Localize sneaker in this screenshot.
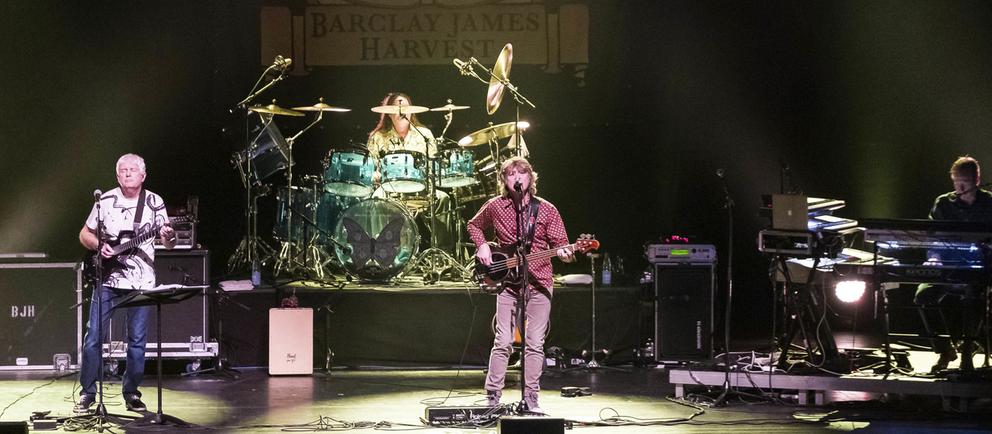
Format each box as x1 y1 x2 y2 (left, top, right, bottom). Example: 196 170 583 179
486 390 501 407
524 392 544 414
73 395 95 414
124 395 147 412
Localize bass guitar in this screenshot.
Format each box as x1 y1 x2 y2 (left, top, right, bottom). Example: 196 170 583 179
473 234 600 293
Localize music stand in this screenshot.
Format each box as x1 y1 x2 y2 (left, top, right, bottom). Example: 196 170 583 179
113 285 206 427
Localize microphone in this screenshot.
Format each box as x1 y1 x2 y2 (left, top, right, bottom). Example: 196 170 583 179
273 55 292 71
93 189 103 201
514 180 522 192
452 58 472 75
716 168 726 179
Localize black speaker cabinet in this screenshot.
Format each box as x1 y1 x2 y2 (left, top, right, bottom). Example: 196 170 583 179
654 263 715 361
107 250 210 351
0 262 81 370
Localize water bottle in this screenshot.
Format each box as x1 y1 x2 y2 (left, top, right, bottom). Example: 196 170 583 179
601 253 612 286
251 259 261 287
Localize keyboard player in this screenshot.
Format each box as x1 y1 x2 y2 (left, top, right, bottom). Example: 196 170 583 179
917 156 992 372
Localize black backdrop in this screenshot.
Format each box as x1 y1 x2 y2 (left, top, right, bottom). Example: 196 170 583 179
2 1 990 339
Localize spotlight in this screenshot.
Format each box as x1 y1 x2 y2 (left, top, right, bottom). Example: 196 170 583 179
834 280 866 303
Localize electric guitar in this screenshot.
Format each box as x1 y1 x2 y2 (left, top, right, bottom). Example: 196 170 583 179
88 216 192 274
473 234 600 293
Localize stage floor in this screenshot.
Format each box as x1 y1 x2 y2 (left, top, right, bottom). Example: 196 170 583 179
3 365 992 433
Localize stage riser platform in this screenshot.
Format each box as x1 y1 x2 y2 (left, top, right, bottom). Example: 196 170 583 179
670 369 992 410
218 285 648 367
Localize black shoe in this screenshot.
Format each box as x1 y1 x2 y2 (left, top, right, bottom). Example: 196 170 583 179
73 395 95 414
124 395 147 412
930 349 958 374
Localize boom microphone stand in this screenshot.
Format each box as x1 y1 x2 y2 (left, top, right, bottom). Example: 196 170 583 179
227 56 289 274
401 106 469 283
74 191 138 431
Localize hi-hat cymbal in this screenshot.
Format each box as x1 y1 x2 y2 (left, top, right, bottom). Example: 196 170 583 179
486 43 513 115
371 104 429 115
293 97 351 112
429 103 470 112
250 100 304 117
457 121 530 147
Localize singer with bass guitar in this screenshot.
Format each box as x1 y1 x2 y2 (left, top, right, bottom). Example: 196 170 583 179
74 153 176 414
467 156 575 414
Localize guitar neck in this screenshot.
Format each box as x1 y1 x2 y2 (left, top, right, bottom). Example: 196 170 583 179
112 224 160 254
503 243 577 269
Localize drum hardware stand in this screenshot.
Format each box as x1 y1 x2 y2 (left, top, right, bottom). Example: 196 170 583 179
273 110 326 277
285 200 350 284
227 184 275 274
400 107 468 283
227 58 289 275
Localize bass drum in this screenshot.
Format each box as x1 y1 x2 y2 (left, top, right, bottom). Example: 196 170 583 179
334 198 419 282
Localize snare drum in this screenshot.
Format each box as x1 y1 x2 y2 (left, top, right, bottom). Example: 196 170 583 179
334 198 419 281
438 149 478 188
323 149 375 197
380 151 427 194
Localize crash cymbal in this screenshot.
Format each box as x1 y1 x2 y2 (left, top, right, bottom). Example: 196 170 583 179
429 103 470 112
371 104 429 115
293 97 351 113
249 100 304 117
486 43 513 115
457 121 530 147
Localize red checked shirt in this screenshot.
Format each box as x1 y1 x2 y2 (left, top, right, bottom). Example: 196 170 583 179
467 195 570 291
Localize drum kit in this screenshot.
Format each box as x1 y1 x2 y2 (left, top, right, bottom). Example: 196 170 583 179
227 44 534 284
227 100 527 283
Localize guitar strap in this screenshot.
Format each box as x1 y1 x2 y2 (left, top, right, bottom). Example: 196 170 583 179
132 188 146 233
524 197 540 252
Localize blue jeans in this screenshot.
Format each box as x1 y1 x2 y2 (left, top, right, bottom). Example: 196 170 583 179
79 285 150 397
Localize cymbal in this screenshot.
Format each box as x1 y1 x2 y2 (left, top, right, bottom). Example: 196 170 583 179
457 121 530 147
371 104 429 115
486 43 513 115
293 97 350 113
429 103 470 112
250 100 304 117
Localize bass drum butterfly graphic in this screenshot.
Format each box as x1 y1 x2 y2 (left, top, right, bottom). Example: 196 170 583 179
333 198 420 282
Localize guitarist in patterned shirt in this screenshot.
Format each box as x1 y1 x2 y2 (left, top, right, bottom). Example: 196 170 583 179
74 153 176 414
467 156 574 414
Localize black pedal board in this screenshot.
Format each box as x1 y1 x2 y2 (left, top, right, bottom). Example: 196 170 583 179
424 405 501 426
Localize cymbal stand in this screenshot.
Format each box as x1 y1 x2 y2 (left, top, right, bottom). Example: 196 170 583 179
227 186 275 274
227 62 287 275
400 106 467 283
273 110 324 276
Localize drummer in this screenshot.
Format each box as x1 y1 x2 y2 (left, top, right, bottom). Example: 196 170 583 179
367 92 437 158
367 92 456 251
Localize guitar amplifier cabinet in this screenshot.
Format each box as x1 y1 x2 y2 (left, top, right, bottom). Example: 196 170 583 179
654 263 715 362
0 262 82 370
104 250 216 360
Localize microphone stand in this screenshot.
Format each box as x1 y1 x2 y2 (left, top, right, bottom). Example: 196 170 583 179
227 65 286 275
78 193 137 431
396 110 466 283
512 187 534 413
713 171 736 407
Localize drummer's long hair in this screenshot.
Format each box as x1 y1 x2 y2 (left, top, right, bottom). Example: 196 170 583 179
498 156 538 197
368 92 425 138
